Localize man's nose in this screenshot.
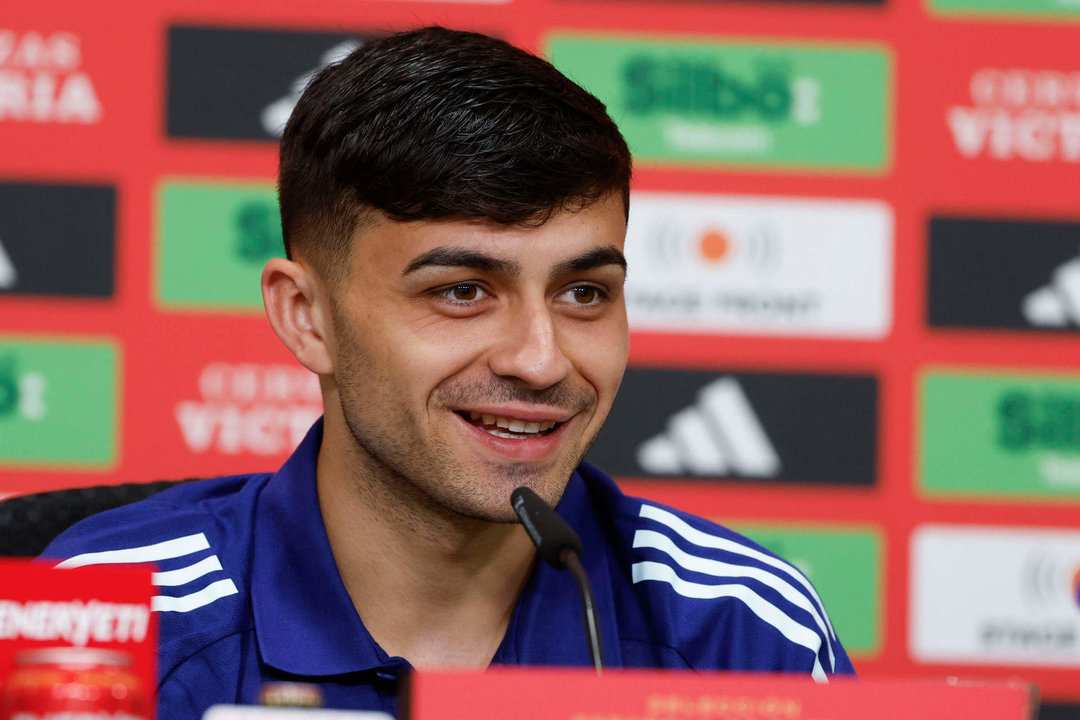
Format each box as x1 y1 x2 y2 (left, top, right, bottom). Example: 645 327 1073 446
487 303 573 390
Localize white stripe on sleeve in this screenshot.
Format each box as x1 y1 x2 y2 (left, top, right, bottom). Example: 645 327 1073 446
634 528 835 670
639 504 836 640
152 555 224 587
56 533 211 569
152 579 239 613
633 561 827 682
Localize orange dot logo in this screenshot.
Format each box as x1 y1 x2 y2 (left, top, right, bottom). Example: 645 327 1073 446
1072 566 1080 608
698 229 732 264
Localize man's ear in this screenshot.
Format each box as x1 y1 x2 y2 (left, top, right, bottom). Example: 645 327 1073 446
262 258 334 375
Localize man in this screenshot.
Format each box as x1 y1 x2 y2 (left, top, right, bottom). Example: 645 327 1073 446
43 27 853 719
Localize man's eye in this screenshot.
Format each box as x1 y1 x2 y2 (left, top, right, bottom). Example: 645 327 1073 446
439 284 487 303
559 285 606 306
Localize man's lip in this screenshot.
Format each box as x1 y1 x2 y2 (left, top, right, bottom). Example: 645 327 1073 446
451 405 577 424
451 411 571 462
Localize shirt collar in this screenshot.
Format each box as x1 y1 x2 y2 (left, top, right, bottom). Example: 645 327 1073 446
493 467 623 668
252 419 622 676
252 419 388 676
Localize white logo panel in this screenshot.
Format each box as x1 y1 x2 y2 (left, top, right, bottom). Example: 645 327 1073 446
911 525 1080 666
624 193 893 339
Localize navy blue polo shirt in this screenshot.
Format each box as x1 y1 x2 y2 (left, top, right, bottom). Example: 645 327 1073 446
43 420 854 719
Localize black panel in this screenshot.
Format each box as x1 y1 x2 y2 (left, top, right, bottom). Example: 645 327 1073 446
1038 702 1080 720
928 216 1080 333
0 181 115 298
166 25 374 140
587 367 878 486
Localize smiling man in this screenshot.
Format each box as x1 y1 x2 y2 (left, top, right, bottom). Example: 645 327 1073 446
42 27 853 719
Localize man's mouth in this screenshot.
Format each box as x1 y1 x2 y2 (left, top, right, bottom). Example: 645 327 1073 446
457 411 562 440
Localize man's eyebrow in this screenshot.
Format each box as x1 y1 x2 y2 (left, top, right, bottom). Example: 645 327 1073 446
550 246 628 280
402 247 520 276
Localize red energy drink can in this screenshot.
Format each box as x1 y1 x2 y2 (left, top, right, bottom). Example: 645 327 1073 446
1 647 146 720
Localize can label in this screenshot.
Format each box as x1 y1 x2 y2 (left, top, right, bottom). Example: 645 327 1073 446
2 649 146 720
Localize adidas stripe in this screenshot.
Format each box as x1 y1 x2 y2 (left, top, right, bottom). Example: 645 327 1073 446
632 528 836 670
56 533 211 568
633 503 838 679
639 504 835 639
54 532 238 614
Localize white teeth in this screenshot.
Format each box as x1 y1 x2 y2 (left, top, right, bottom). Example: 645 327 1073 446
484 428 527 440
464 411 558 435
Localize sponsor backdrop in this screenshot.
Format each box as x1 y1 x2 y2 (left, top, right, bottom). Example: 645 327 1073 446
0 0 1078 712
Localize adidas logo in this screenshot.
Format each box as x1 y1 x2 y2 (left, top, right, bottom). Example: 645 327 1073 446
1022 253 1080 327
56 533 238 613
0 235 15 289
261 40 362 137
636 377 781 477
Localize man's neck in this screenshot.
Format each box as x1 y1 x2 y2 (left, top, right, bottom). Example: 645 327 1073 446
315 422 538 669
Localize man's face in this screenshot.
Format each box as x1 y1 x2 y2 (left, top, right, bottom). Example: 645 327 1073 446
325 193 629 523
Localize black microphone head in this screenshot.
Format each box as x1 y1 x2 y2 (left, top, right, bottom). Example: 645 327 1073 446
511 486 584 570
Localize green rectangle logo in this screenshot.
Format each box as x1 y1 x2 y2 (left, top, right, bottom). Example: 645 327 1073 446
921 371 1080 500
0 337 118 467
728 523 882 655
156 180 284 311
930 0 1080 20
546 34 891 172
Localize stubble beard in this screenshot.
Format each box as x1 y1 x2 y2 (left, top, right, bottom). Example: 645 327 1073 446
332 325 602 530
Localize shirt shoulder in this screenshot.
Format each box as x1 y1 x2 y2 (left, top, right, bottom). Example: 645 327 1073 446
39 474 271 686
578 463 854 679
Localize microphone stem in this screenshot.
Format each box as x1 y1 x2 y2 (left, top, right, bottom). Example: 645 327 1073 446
561 549 604 675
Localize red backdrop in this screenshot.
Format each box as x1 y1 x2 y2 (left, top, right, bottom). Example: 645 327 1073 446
2 0 1078 712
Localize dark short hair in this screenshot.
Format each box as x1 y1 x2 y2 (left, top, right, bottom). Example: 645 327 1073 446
278 26 632 279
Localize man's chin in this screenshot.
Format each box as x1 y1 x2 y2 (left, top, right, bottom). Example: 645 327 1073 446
459 465 574 520
501 471 572 513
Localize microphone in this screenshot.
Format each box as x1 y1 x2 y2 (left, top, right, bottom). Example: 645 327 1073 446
511 487 604 674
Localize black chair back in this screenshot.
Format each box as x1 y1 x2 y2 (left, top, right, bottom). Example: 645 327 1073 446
0 480 193 557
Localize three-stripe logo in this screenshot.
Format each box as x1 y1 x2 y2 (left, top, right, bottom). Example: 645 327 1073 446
0 236 15 289
1023 253 1080 328
260 40 362 137
636 377 781 477
56 533 239 613
631 503 836 682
